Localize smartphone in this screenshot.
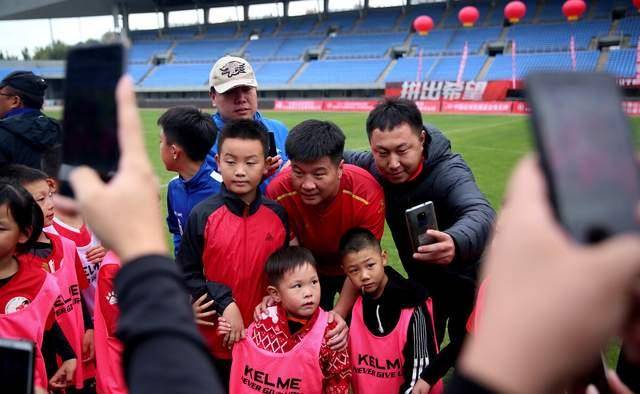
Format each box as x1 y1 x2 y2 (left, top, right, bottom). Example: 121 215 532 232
59 43 126 196
405 201 439 252
0 338 35 394
527 72 640 244
268 131 277 157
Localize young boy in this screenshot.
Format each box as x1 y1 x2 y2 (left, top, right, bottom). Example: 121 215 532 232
340 228 443 394
177 119 289 384
158 106 221 255
227 246 350 393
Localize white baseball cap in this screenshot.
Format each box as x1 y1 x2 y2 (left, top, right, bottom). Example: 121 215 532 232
209 56 258 93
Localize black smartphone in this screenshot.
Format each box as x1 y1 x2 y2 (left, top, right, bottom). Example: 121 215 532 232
59 43 126 196
0 338 35 394
268 131 277 158
527 72 640 244
405 201 439 252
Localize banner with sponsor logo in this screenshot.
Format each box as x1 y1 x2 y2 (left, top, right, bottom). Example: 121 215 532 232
385 81 489 101
441 100 513 113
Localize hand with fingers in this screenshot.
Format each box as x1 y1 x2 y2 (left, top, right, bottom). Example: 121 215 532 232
253 294 275 321
86 245 107 265
325 311 349 351
192 293 217 327
221 302 245 349
412 230 455 264
49 358 76 389
83 329 95 362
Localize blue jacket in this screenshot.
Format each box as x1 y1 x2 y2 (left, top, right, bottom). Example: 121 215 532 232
206 111 288 188
167 161 222 255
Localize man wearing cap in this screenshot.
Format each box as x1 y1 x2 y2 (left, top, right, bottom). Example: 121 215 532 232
206 56 288 183
0 71 61 172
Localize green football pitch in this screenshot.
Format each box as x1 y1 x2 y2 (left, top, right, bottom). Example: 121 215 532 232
49 109 640 366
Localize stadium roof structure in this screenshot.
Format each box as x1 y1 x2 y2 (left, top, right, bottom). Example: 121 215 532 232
0 0 292 20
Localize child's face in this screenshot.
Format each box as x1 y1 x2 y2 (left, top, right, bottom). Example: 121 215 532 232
159 130 177 172
23 180 54 227
342 247 388 298
270 262 321 319
216 138 267 200
0 203 28 259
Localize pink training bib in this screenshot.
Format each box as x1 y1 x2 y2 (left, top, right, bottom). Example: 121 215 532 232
94 252 127 394
51 236 86 388
229 307 328 394
0 272 59 390
350 297 443 394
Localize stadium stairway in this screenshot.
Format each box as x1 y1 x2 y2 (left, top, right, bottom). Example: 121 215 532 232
288 62 308 84
596 48 610 72
377 59 397 83
477 57 494 81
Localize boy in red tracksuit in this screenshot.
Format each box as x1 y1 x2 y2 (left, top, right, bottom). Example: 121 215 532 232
177 119 289 387
225 246 350 394
340 228 444 394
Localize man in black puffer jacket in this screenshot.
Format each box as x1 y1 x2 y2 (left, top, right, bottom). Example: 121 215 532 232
0 71 61 173
344 98 495 374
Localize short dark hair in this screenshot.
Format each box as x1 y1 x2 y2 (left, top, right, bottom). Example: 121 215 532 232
218 119 270 158
3 85 44 110
339 227 381 257
0 164 49 186
158 106 217 162
366 98 423 140
265 246 317 286
285 120 345 165
0 181 44 252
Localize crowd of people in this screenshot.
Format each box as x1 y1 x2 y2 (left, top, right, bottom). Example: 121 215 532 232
0 55 638 394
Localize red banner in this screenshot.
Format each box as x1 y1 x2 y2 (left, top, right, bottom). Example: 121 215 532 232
441 100 513 113
512 101 530 114
415 100 441 112
323 100 378 112
274 100 323 111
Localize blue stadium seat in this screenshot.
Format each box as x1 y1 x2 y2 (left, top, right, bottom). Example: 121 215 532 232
0 66 64 79
140 63 211 87
356 7 402 32
536 0 567 22
294 59 389 84
278 15 318 35
312 11 359 34
606 48 637 77
429 55 487 80
592 0 627 19
448 27 502 53
254 61 302 85
244 38 285 60
618 17 640 46
163 25 200 39
129 41 172 63
325 32 407 58
244 18 280 36
507 21 610 52
203 23 238 38
130 29 160 40
171 39 245 63
409 30 455 55
384 56 438 82
275 36 323 58
482 50 600 80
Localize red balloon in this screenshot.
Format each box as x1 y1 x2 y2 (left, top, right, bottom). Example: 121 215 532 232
413 15 434 36
504 1 527 23
634 0 640 11
458 6 480 27
562 0 587 22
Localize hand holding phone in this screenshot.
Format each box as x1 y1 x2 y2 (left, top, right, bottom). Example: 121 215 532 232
405 201 439 252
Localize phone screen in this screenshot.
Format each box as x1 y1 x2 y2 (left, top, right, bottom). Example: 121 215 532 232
268 132 277 157
62 43 124 177
528 72 640 243
0 340 34 394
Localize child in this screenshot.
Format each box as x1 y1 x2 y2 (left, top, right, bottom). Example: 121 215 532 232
227 246 351 393
340 228 443 394
0 181 76 391
0 165 94 390
93 251 127 394
158 106 220 256
177 119 289 384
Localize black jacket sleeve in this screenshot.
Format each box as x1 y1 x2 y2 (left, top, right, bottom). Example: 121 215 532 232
177 206 233 313
81 294 93 330
49 322 76 361
432 155 495 271
445 371 496 394
343 149 375 169
115 255 223 394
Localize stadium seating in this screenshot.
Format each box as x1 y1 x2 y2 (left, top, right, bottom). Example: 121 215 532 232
129 41 172 63
129 29 159 40
278 15 318 35
384 56 439 82
356 7 402 32
429 55 487 81
507 21 610 52
592 0 629 19
536 0 567 23
171 39 245 62
606 48 637 77
244 18 280 36
275 36 323 58
128 64 152 84
409 30 455 55
618 17 640 46
294 59 389 84
203 23 238 38
140 63 211 87
312 11 359 34
244 37 284 60
325 32 407 59
163 25 199 39
254 61 301 85
482 50 600 80
448 27 502 53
